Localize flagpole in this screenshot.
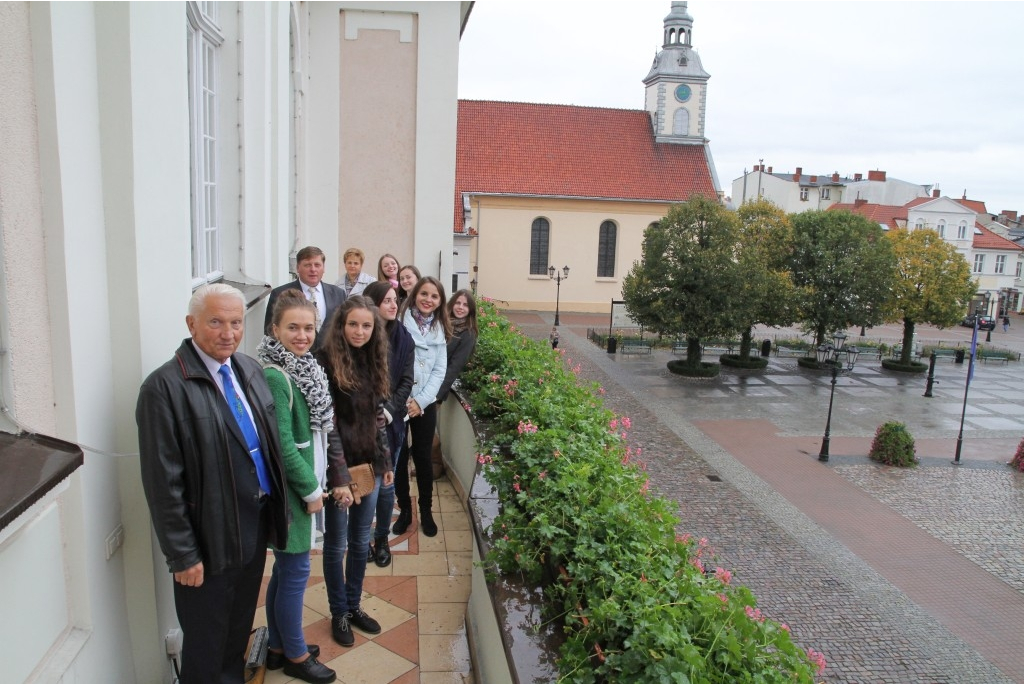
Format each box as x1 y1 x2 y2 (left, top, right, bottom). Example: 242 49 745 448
953 316 980 465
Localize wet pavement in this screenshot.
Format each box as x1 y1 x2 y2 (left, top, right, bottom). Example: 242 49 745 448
506 311 1024 684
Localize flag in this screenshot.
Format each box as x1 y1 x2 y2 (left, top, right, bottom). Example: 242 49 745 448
968 316 979 384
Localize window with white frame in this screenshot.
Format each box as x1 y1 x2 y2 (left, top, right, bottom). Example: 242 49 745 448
914 219 924 230
799 187 808 201
974 253 985 273
996 254 1007 274
187 2 224 287
937 220 946 238
820 187 830 200
958 221 968 239
1017 260 1022 278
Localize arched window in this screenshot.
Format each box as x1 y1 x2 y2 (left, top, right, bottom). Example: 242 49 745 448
529 218 550 275
673 108 689 135
958 221 968 239
597 221 617 277
937 220 946 238
914 219 924 230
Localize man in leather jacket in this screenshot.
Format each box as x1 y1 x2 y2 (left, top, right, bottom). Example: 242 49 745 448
137 283 288 683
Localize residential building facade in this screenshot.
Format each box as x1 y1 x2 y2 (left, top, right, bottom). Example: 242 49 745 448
0 2 468 681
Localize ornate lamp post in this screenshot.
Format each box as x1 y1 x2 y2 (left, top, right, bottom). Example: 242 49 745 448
548 264 569 326
815 332 860 462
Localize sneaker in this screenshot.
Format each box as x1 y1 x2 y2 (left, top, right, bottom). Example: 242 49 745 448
347 607 381 634
282 654 336 684
331 613 354 647
266 644 320 670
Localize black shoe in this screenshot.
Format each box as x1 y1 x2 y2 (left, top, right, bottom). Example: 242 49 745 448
347 607 381 634
266 644 320 670
392 508 412 535
374 536 392 567
331 613 354 647
421 509 438 537
282 654 336 684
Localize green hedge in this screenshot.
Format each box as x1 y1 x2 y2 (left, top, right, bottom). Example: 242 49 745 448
459 300 821 683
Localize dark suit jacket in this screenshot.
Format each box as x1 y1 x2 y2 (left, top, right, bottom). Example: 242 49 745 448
264 279 346 350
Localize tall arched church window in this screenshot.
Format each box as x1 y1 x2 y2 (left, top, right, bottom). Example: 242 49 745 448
530 218 550 275
673 108 689 135
597 221 617 277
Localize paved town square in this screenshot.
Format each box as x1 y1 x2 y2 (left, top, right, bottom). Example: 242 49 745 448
508 310 1024 684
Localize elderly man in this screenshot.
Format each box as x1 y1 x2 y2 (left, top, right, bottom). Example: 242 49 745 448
264 246 346 349
137 283 288 683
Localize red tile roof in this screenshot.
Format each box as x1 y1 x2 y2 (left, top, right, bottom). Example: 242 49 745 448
973 223 1023 251
454 100 717 232
829 202 907 229
904 196 990 215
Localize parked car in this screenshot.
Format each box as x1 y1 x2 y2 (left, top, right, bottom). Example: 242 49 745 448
960 314 996 331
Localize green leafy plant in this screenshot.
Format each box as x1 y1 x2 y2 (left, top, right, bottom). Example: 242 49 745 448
461 298 822 684
868 421 918 467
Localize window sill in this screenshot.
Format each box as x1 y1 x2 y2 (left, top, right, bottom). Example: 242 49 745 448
0 431 84 533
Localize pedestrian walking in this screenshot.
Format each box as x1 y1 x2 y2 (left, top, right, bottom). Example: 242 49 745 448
1003 315 1010 332
550 327 559 349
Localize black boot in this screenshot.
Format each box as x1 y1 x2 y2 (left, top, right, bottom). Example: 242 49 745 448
392 508 412 535
374 535 392 567
420 507 438 537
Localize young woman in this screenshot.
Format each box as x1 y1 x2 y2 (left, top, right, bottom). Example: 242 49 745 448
363 281 415 566
397 264 421 308
335 247 376 297
436 289 478 404
394 277 450 537
317 297 395 647
257 289 337 684
377 254 401 290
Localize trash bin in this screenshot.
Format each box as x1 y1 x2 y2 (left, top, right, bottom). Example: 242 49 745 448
760 339 772 357
955 348 965 364
607 337 618 354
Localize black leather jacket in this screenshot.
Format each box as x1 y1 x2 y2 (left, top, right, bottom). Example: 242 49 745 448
136 340 288 575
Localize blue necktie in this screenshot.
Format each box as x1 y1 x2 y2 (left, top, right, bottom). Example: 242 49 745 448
218 364 272 495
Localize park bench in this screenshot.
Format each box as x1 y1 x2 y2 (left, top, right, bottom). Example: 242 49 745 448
981 350 1011 364
774 346 808 358
621 340 653 355
930 348 959 362
702 339 738 355
671 341 687 355
890 346 922 361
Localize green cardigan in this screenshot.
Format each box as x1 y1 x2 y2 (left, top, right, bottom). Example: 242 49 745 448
264 367 322 554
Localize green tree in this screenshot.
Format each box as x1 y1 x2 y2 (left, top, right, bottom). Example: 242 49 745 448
733 199 798 359
883 228 976 365
622 196 741 368
789 210 895 346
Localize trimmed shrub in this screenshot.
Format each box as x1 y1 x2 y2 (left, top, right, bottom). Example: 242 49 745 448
880 359 928 373
868 421 918 467
667 359 720 377
720 353 769 369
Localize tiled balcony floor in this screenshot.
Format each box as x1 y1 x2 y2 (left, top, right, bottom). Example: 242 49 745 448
252 477 473 684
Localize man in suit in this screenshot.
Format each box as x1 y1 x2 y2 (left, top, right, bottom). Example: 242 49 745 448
264 246 346 349
137 283 289 683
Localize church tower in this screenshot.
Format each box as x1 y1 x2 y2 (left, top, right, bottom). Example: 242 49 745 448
644 2 710 145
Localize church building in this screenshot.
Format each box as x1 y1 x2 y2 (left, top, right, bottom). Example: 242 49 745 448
454 2 721 313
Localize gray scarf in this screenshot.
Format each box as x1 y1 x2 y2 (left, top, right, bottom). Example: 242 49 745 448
257 336 334 433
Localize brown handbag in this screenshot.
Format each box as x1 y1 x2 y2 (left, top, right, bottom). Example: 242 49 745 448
347 463 375 500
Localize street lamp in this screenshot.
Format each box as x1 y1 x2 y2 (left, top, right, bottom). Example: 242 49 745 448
548 264 569 326
815 331 860 462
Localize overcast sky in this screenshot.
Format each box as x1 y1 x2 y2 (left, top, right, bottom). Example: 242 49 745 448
458 1 1024 216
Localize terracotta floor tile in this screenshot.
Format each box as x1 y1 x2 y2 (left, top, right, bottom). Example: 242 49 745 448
389 665 420 684
373 576 419 614
361 575 408 595
375 616 420 663
326 640 415 684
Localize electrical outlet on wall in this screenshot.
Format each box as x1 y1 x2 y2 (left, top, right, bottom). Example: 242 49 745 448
104 523 125 560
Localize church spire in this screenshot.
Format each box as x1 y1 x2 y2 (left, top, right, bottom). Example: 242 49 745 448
644 1 710 145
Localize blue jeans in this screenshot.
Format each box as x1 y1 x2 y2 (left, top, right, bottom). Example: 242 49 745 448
323 474 381 617
265 550 311 659
374 443 402 538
